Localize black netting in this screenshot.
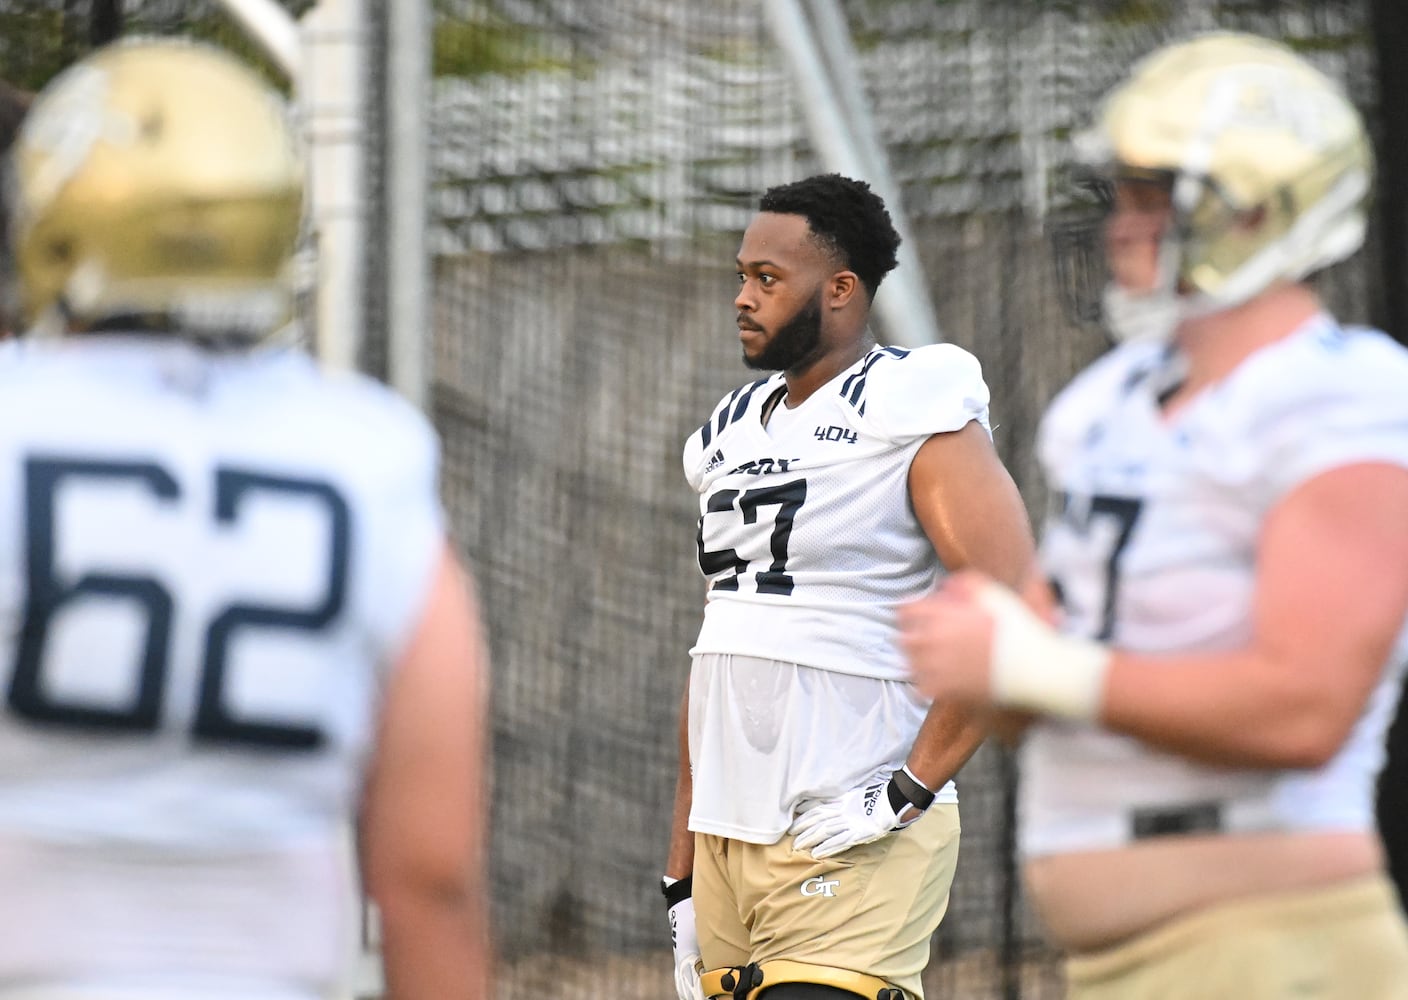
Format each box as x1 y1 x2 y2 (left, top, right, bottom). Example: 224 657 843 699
0 2 1398 999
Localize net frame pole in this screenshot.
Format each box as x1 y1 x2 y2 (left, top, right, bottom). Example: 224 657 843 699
764 0 941 348
210 0 299 77
211 0 368 374
299 0 367 371
807 0 940 347
386 0 431 409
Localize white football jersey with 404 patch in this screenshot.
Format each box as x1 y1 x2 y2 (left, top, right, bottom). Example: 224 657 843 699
685 343 991 682
0 338 444 998
683 343 990 843
1020 315 1408 858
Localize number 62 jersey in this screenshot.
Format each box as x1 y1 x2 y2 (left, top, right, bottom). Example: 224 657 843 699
684 343 991 683
0 338 445 998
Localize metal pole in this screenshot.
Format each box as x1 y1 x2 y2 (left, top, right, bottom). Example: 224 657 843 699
807 1 889 186
211 0 366 372
764 0 942 347
386 0 431 409
212 0 300 78
300 0 367 371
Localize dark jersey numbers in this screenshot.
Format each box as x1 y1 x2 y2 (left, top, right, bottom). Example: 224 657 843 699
1049 491 1143 641
10 456 350 750
696 478 807 596
814 425 857 444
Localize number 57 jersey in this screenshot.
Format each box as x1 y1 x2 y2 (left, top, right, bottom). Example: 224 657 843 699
0 338 445 998
684 343 991 682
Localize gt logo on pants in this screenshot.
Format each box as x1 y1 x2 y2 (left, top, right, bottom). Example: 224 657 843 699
800 875 840 898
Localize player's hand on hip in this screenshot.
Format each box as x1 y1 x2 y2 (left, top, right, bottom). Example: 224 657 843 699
788 767 934 860
664 877 705 1000
899 570 999 704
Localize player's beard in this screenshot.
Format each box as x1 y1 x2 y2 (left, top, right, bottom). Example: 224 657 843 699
743 289 825 374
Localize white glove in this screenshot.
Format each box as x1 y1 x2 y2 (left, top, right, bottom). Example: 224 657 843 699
664 876 704 1000
788 767 934 860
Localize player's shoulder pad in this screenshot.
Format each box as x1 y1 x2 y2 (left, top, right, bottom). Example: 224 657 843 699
0 336 56 376
0 339 110 418
858 343 991 443
1229 320 1408 436
683 374 780 489
0 339 37 423
282 357 441 482
1038 339 1163 469
0 337 31 386
1203 321 1408 499
348 369 440 468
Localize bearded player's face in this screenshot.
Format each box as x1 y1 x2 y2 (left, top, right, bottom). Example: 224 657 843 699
734 212 831 376
742 289 824 373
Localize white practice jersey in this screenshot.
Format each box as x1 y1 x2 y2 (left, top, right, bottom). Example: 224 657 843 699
1021 315 1408 858
684 344 989 842
0 337 444 998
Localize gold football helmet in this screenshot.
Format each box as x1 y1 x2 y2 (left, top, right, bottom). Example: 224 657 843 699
8 38 304 341
1076 32 1372 341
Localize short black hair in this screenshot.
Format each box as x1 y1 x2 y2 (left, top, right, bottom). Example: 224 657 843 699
758 173 901 299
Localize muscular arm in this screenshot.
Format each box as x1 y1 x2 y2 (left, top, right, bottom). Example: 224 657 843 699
665 685 695 881
360 543 494 1000
1100 463 1408 768
905 422 1037 787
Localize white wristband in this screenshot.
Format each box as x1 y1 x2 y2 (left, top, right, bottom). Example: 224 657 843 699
975 581 1111 721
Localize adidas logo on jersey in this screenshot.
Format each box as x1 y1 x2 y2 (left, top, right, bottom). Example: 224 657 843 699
704 449 725 472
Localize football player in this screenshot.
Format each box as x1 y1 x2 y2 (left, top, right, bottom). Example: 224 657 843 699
901 32 1408 999
664 173 1035 1000
0 39 491 999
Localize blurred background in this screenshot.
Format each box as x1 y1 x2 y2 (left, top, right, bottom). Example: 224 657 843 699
1 1 1405 998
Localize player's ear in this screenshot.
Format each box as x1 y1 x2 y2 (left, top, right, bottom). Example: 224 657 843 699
827 270 860 310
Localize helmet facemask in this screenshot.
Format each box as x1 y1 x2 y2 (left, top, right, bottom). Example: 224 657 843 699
1074 32 1373 345
1092 169 1190 345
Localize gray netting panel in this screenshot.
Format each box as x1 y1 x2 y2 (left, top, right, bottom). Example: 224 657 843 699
427 3 1384 1000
